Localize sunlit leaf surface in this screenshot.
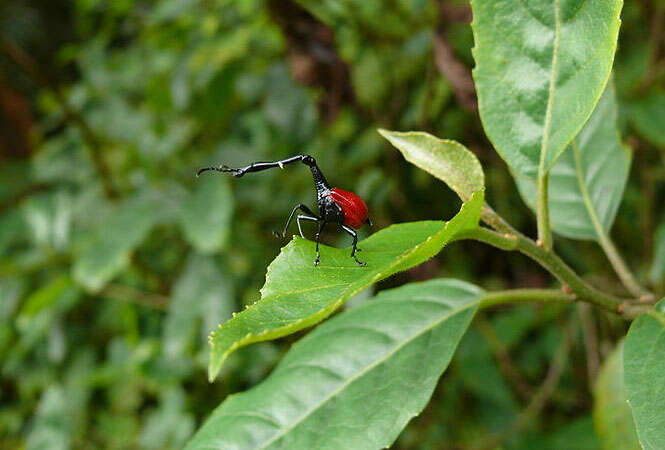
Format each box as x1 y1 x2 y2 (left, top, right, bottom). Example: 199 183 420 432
188 279 481 450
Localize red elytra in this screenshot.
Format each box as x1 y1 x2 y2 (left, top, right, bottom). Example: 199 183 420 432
329 188 369 229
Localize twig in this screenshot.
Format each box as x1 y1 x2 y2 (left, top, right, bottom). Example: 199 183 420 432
476 317 576 450
571 140 650 298
432 31 477 111
475 315 532 401
438 2 472 23
577 303 599 388
454 227 630 316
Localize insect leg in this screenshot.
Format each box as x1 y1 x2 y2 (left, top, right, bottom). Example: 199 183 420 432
314 220 326 266
296 215 318 239
197 155 309 178
273 204 318 239
341 224 366 266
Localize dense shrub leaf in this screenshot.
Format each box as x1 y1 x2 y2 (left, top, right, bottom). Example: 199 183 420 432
593 342 640 450
188 279 482 450
628 89 665 148
624 299 665 450
515 84 630 239
378 129 484 202
164 254 234 358
72 193 163 292
207 190 484 380
471 0 622 177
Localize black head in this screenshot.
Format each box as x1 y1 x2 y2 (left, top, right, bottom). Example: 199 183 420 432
301 155 316 167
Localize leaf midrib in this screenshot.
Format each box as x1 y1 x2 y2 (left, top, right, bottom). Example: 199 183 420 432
256 299 480 450
538 0 562 175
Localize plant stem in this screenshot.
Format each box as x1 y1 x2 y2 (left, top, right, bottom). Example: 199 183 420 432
477 317 576 450
480 204 519 236
537 172 552 249
455 227 625 315
571 141 649 298
479 288 573 310
475 316 533 401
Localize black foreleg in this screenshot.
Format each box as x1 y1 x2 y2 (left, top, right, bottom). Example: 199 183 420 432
273 204 318 239
197 155 310 178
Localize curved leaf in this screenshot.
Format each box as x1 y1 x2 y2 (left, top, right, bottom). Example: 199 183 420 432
471 0 622 177
207 190 484 380
188 279 482 450
624 299 665 450
515 84 631 239
378 129 484 201
593 342 640 450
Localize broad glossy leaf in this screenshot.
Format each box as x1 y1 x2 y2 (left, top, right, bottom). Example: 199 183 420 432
188 279 482 450
624 299 665 450
72 193 162 292
593 342 640 450
471 0 622 177
629 89 665 148
378 129 484 201
180 175 233 254
515 84 631 239
208 190 484 380
164 254 234 357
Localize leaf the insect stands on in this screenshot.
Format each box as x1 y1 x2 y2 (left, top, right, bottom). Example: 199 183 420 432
207 190 484 381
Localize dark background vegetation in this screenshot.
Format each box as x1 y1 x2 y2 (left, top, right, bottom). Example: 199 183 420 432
1 0 663 448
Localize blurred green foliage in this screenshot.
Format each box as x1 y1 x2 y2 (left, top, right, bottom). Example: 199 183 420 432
1 0 664 448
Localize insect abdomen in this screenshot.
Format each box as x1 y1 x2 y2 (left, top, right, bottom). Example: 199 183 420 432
329 188 369 229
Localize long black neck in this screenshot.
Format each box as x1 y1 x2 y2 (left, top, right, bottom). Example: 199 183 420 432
309 164 331 198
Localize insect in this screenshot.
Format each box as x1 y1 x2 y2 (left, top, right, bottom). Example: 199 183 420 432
197 155 372 266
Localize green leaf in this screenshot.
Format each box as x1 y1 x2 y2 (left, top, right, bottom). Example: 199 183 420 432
164 254 234 358
187 279 482 450
180 175 233 254
139 386 195 449
629 89 665 148
514 84 631 239
26 386 71 450
624 299 665 450
207 190 484 380
471 0 622 177
517 416 601 450
72 193 161 292
593 342 641 450
378 129 484 201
